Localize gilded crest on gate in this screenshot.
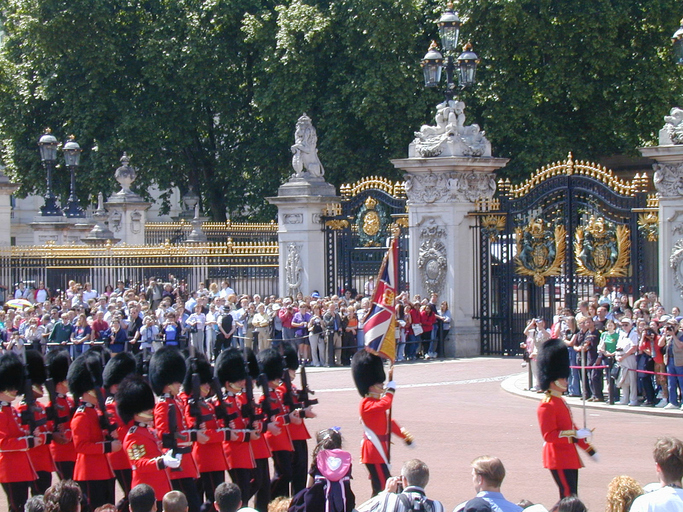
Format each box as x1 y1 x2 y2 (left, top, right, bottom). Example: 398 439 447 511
514 219 566 286
355 196 389 247
574 216 630 288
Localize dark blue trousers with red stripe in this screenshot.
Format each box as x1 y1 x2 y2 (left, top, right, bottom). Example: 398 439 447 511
550 469 578 499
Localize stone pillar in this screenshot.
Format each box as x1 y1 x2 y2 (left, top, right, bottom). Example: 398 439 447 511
104 153 150 245
640 143 683 310
0 170 20 246
268 113 339 298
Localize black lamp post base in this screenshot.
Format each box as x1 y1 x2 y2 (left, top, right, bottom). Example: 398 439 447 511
40 198 63 217
63 201 85 218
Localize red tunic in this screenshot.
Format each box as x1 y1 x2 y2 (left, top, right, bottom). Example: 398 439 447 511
124 423 172 500
221 392 255 469
16 400 55 473
71 402 115 481
153 395 199 480
0 401 37 483
260 387 293 453
250 400 271 461
105 396 132 471
48 393 76 463
183 395 228 473
537 390 596 470
359 391 405 465
276 382 311 442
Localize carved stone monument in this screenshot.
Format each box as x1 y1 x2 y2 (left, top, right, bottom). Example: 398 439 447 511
393 100 508 357
268 114 339 297
104 153 151 246
0 169 19 246
81 192 120 245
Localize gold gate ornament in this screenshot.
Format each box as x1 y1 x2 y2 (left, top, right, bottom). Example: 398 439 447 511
574 216 630 288
514 219 566 286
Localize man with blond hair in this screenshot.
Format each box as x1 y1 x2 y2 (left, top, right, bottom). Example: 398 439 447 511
630 437 683 511
454 456 522 512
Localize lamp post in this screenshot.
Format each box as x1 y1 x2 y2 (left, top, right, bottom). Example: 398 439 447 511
62 135 85 218
421 2 479 103
673 19 683 65
38 129 62 217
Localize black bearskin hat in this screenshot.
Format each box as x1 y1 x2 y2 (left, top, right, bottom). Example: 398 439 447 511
45 349 71 383
258 348 283 381
25 350 47 386
351 350 385 397
67 352 104 398
149 347 186 396
0 352 24 393
215 348 246 384
183 354 213 392
103 352 137 389
116 375 156 425
245 348 260 380
537 338 570 391
282 344 299 371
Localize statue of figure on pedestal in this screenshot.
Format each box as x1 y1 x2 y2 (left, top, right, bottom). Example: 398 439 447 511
291 113 325 178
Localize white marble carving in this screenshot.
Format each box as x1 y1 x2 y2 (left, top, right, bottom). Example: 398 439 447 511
130 211 142 234
285 243 303 297
312 213 322 224
291 113 325 178
409 100 492 158
114 153 137 194
660 107 683 145
283 213 303 224
405 171 496 204
417 217 447 294
110 211 122 232
670 239 683 299
653 163 683 197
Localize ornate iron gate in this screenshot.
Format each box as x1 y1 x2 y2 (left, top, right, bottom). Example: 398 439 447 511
322 177 408 296
475 153 659 355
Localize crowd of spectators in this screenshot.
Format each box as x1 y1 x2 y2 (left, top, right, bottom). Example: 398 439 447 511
521 286 683 410
0 277 452 365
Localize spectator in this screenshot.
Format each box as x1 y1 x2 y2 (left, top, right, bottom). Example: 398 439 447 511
213 483 257 512
550 497 586 512
24 496 44 512
162 492 188 512
630 437 683 511
454 456 521 512
605 475 643 512
615 317 638 406
43 480 82 512
129 484 157 512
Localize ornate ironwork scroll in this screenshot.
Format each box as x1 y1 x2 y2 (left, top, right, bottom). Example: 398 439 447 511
481 214 506 242
637 212 658 242
514 219 566 286
574 216 630 288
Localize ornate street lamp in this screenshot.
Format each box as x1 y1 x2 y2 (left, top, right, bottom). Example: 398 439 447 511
421 2 480 103
38 129 62 216
62 135 85 218
673 19 683 66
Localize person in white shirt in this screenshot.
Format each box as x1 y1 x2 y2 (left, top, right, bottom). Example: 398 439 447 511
615 317 639 406
630 436 683 512
187 304 206 355
82 282 98 303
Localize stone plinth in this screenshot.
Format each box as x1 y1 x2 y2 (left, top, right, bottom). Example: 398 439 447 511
104 193 151 246
31 217 93 245
268 176 339 298
392 155 509 357
0 171 20 246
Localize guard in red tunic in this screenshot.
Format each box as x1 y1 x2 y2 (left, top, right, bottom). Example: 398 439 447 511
537 337 598 499
182 353 229 503
116 375 177 505
0 352 43 512
45 349 77 481
103 352 136 510
278 344 316 495
67 351 120 511
351 350 412 496
17 350 55 495
149 347 201 512
246 348 272 512
215 348 257 505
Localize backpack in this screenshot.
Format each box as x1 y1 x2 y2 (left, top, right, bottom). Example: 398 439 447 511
288 449 354 512
397 493 435 512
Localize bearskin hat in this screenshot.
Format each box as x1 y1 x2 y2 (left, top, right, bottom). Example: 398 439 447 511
245 348 260 380
537 338 570 391
282 344 299 371
183 354 213 392
25 350 46 388
351 350 385 397
0 352 24 393
149 347 186 396
116 375 156 425
45 349 71 383
215 348 246 384
258 348 283 381
103 352 137 389
67 352 104 398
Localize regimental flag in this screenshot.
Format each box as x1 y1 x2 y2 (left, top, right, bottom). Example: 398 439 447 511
363 237 399 362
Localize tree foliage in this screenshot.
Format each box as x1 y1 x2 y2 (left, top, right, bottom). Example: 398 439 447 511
0 0 681 220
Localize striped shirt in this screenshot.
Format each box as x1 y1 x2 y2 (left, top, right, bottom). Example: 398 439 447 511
358 486 444 512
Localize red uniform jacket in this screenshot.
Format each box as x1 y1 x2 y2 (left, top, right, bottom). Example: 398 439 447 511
16 400 55 473
250 399 271 461
221 391 255 469
106 396 132 471
359 390 405 465
276 382 311 442
153 395 199 480
537 390 596 470
182 394 228 473
71 402 115 481
260 387 293 453
48 393 76 462
0 401 38 483
124 423 172 500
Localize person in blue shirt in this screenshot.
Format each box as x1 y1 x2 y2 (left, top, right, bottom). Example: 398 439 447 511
454 456 522 512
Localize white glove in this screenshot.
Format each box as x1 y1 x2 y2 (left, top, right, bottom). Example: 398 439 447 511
575 428 592 440
162 452 181 469
589 452 600 463
386 380 396 390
